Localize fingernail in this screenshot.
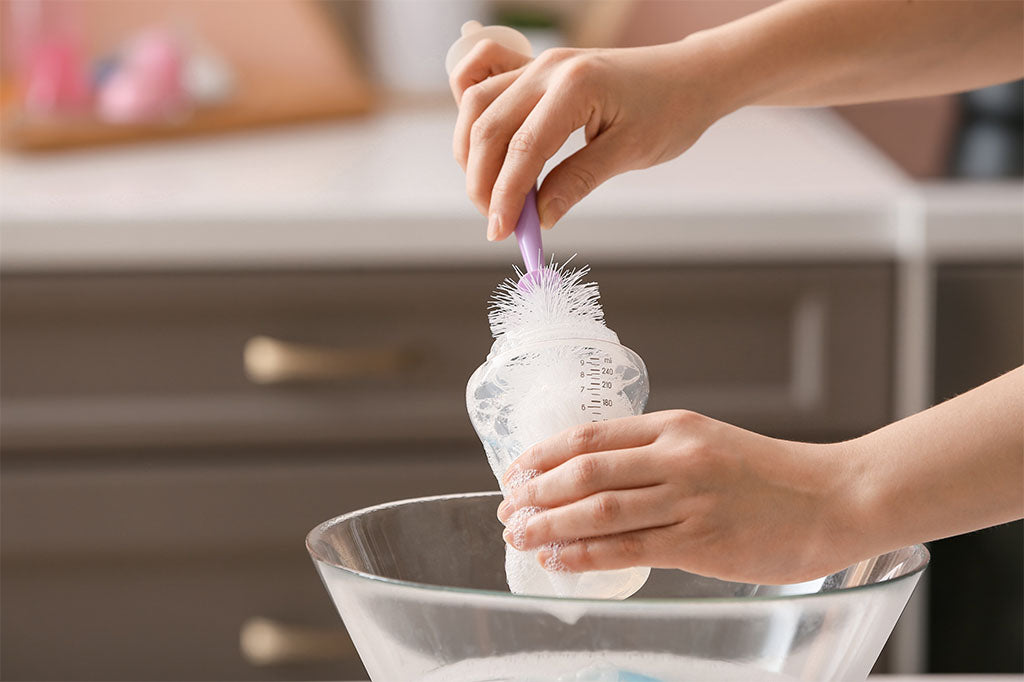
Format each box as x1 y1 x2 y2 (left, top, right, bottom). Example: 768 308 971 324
505 506 540 550
497 499 511 523
509 525 527 550
501 464 519 487
539 197 567 229
503 526 525 550
486 213 501 241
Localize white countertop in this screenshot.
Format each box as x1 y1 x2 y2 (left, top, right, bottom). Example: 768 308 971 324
0 103 1019 271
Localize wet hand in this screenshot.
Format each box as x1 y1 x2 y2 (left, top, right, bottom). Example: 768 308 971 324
496 410 864 585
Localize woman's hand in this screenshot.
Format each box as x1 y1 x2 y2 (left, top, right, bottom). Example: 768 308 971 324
497 410 866 585
448 39 740 240
449 1 1024 242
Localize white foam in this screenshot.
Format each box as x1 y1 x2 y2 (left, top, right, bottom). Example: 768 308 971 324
506 506 541 549
502 467 540 496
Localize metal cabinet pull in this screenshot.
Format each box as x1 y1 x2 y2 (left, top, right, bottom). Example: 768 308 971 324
243 335 421 385
239 616 354 666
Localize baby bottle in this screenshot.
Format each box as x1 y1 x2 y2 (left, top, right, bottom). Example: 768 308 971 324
466 268 651 599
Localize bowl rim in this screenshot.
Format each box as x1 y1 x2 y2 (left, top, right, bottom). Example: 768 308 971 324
305 491 930 606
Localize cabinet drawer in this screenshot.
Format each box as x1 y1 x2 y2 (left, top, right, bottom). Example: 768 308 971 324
0 269 498 451
1 450 496 680
597 264 894 438
0 264 893 451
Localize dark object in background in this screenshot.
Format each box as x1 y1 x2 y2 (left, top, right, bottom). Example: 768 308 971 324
929 264 1024 672
949 80 1024 178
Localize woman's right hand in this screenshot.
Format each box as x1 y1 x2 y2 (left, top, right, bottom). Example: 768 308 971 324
448 36 742 241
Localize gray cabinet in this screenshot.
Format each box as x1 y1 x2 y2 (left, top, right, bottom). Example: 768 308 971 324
1 264 894 680
2 453 497 680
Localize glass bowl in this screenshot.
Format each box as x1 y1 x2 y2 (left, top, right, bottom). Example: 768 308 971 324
307 492 928 681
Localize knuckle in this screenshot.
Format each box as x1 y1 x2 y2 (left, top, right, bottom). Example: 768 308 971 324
617 534 645 561
449 65 472 94
564 164 599 198
490 174 515 199
558 54 605 90
535 47 574 68
461 82 487 110
571 455 600 489
683 436 715 472
508 128 535 156
568 422 598 452
461 39 499 73
470 115 499 146
672 408 700 423
665 409 701 431
571 540 595 571
559 55 592 81
476 38 501 57
591 493 620 524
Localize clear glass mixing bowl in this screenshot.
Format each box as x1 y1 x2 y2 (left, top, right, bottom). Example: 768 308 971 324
307 492 928 682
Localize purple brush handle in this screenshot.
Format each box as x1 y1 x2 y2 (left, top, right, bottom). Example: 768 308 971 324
515 186 543 276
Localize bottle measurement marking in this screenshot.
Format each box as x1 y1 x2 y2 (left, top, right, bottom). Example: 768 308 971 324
580 352 613 421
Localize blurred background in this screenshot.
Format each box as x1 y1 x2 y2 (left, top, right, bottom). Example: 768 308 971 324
0 1 1021 680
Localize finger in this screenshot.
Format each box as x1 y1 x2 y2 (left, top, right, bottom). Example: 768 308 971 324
512 485 678 550
537 526 677 573
454 69 523 176
536 129 634 229
465 77 543 239
503 447 661 515
449 38 531 105
503 414 665 486
487 87 590 241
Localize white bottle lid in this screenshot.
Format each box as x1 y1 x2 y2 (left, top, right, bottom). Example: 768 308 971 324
444 20 533 76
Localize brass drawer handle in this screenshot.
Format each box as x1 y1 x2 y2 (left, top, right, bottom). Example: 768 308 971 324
239 616 354 666
243 335 421 385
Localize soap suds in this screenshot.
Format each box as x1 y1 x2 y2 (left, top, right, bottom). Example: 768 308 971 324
506 505 541 549
502 467 539 495
542 542 570 573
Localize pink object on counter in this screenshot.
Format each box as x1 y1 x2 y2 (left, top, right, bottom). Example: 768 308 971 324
23 34 90 115
97 30 189 124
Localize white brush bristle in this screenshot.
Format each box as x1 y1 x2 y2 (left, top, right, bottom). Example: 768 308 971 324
488 259 608 342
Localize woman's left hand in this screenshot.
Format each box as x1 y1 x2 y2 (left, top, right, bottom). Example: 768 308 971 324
497 409 866 585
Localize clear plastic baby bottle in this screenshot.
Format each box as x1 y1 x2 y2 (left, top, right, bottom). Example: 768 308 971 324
466 268 651 599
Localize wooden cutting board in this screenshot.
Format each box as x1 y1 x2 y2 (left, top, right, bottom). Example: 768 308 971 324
0 0 372 152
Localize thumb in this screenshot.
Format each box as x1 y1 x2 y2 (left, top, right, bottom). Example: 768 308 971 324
536 133 630 229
